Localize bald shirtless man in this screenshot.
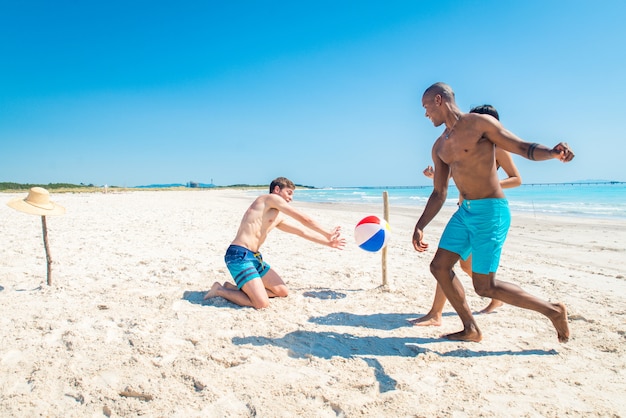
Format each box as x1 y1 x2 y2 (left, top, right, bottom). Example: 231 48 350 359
413 82 573 343
204 177 346 309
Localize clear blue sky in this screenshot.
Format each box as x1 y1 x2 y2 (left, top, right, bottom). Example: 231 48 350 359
1 1 624 187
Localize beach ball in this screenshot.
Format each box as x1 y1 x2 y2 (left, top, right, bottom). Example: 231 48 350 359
354 215 390 252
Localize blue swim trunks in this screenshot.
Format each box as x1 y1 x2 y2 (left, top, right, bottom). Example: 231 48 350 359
439 198 511 275
224 245 271 289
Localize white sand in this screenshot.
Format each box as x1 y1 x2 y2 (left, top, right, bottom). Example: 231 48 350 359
1 189 625 417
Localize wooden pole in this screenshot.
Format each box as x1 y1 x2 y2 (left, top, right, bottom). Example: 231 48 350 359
382 191 389 287
41 216 52 286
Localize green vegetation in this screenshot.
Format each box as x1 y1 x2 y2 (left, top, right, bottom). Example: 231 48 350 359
0 182 317 192
0 182 106 192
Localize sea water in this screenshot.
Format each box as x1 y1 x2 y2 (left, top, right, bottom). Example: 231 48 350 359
288 183 626 220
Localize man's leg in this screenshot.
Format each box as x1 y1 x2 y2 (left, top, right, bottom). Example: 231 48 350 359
223 270 288 298
431 248 482 342
464 256 504 314
460 254 502 313
204 278 271 309
261 269 289 298
477 299 504 314
472 273 569 342
459 255 473 278
409 283 447 326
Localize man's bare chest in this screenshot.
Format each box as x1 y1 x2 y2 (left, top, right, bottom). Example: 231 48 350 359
436 136 473 165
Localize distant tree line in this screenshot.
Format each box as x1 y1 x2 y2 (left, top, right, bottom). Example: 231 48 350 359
0 182 317 191
0 182 105 191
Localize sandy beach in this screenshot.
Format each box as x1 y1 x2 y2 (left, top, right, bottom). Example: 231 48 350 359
1 189 625 417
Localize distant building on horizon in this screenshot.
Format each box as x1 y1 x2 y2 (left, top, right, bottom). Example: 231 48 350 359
186 181 215 188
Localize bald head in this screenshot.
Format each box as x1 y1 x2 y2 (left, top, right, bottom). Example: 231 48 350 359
421 82 459 127
423 82 455 103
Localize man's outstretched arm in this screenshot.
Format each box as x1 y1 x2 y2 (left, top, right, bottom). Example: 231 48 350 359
479 114 575 162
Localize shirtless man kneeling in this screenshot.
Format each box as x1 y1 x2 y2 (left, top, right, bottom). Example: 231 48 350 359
205 177 346 309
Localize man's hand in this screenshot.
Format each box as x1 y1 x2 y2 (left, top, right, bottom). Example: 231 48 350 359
412 226 428 252
552 142 575 162
329 226 346 249
423 165 435 179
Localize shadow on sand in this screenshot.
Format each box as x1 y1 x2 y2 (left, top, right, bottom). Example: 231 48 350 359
232 330 557 393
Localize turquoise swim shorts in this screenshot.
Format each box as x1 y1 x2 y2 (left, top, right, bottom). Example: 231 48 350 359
439 198 511 275
224 245 271 289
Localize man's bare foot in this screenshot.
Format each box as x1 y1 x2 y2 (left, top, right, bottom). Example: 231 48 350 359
477 299 504 314
408 314 442 327
443 325 482 342
223 282 237 290
203 282 223 300
549 302 570 343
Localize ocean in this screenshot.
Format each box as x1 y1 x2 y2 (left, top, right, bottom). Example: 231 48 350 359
287 183 626 220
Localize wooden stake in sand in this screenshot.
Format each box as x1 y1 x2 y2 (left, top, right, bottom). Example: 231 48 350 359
41 216 53 286
7 187 66 286
382 191 389 287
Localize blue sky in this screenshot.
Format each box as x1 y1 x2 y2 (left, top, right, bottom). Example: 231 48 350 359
1 1 625 187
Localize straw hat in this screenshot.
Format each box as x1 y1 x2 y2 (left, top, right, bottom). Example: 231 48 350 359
7 187 66 216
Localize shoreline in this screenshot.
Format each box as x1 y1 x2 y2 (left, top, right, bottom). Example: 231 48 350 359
4 185 624 220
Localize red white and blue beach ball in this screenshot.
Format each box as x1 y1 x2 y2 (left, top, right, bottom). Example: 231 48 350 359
354 215 390 252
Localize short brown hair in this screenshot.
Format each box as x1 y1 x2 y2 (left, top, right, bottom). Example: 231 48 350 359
269 177 295 193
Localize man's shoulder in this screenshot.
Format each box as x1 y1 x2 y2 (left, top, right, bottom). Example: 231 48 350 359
464 112 497 128
249 194 272 209
257 193 284 209
460 112 483 125
458 113 498 141
246 195 283 218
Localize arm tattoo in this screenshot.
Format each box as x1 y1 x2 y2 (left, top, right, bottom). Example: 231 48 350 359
527 143 539 160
